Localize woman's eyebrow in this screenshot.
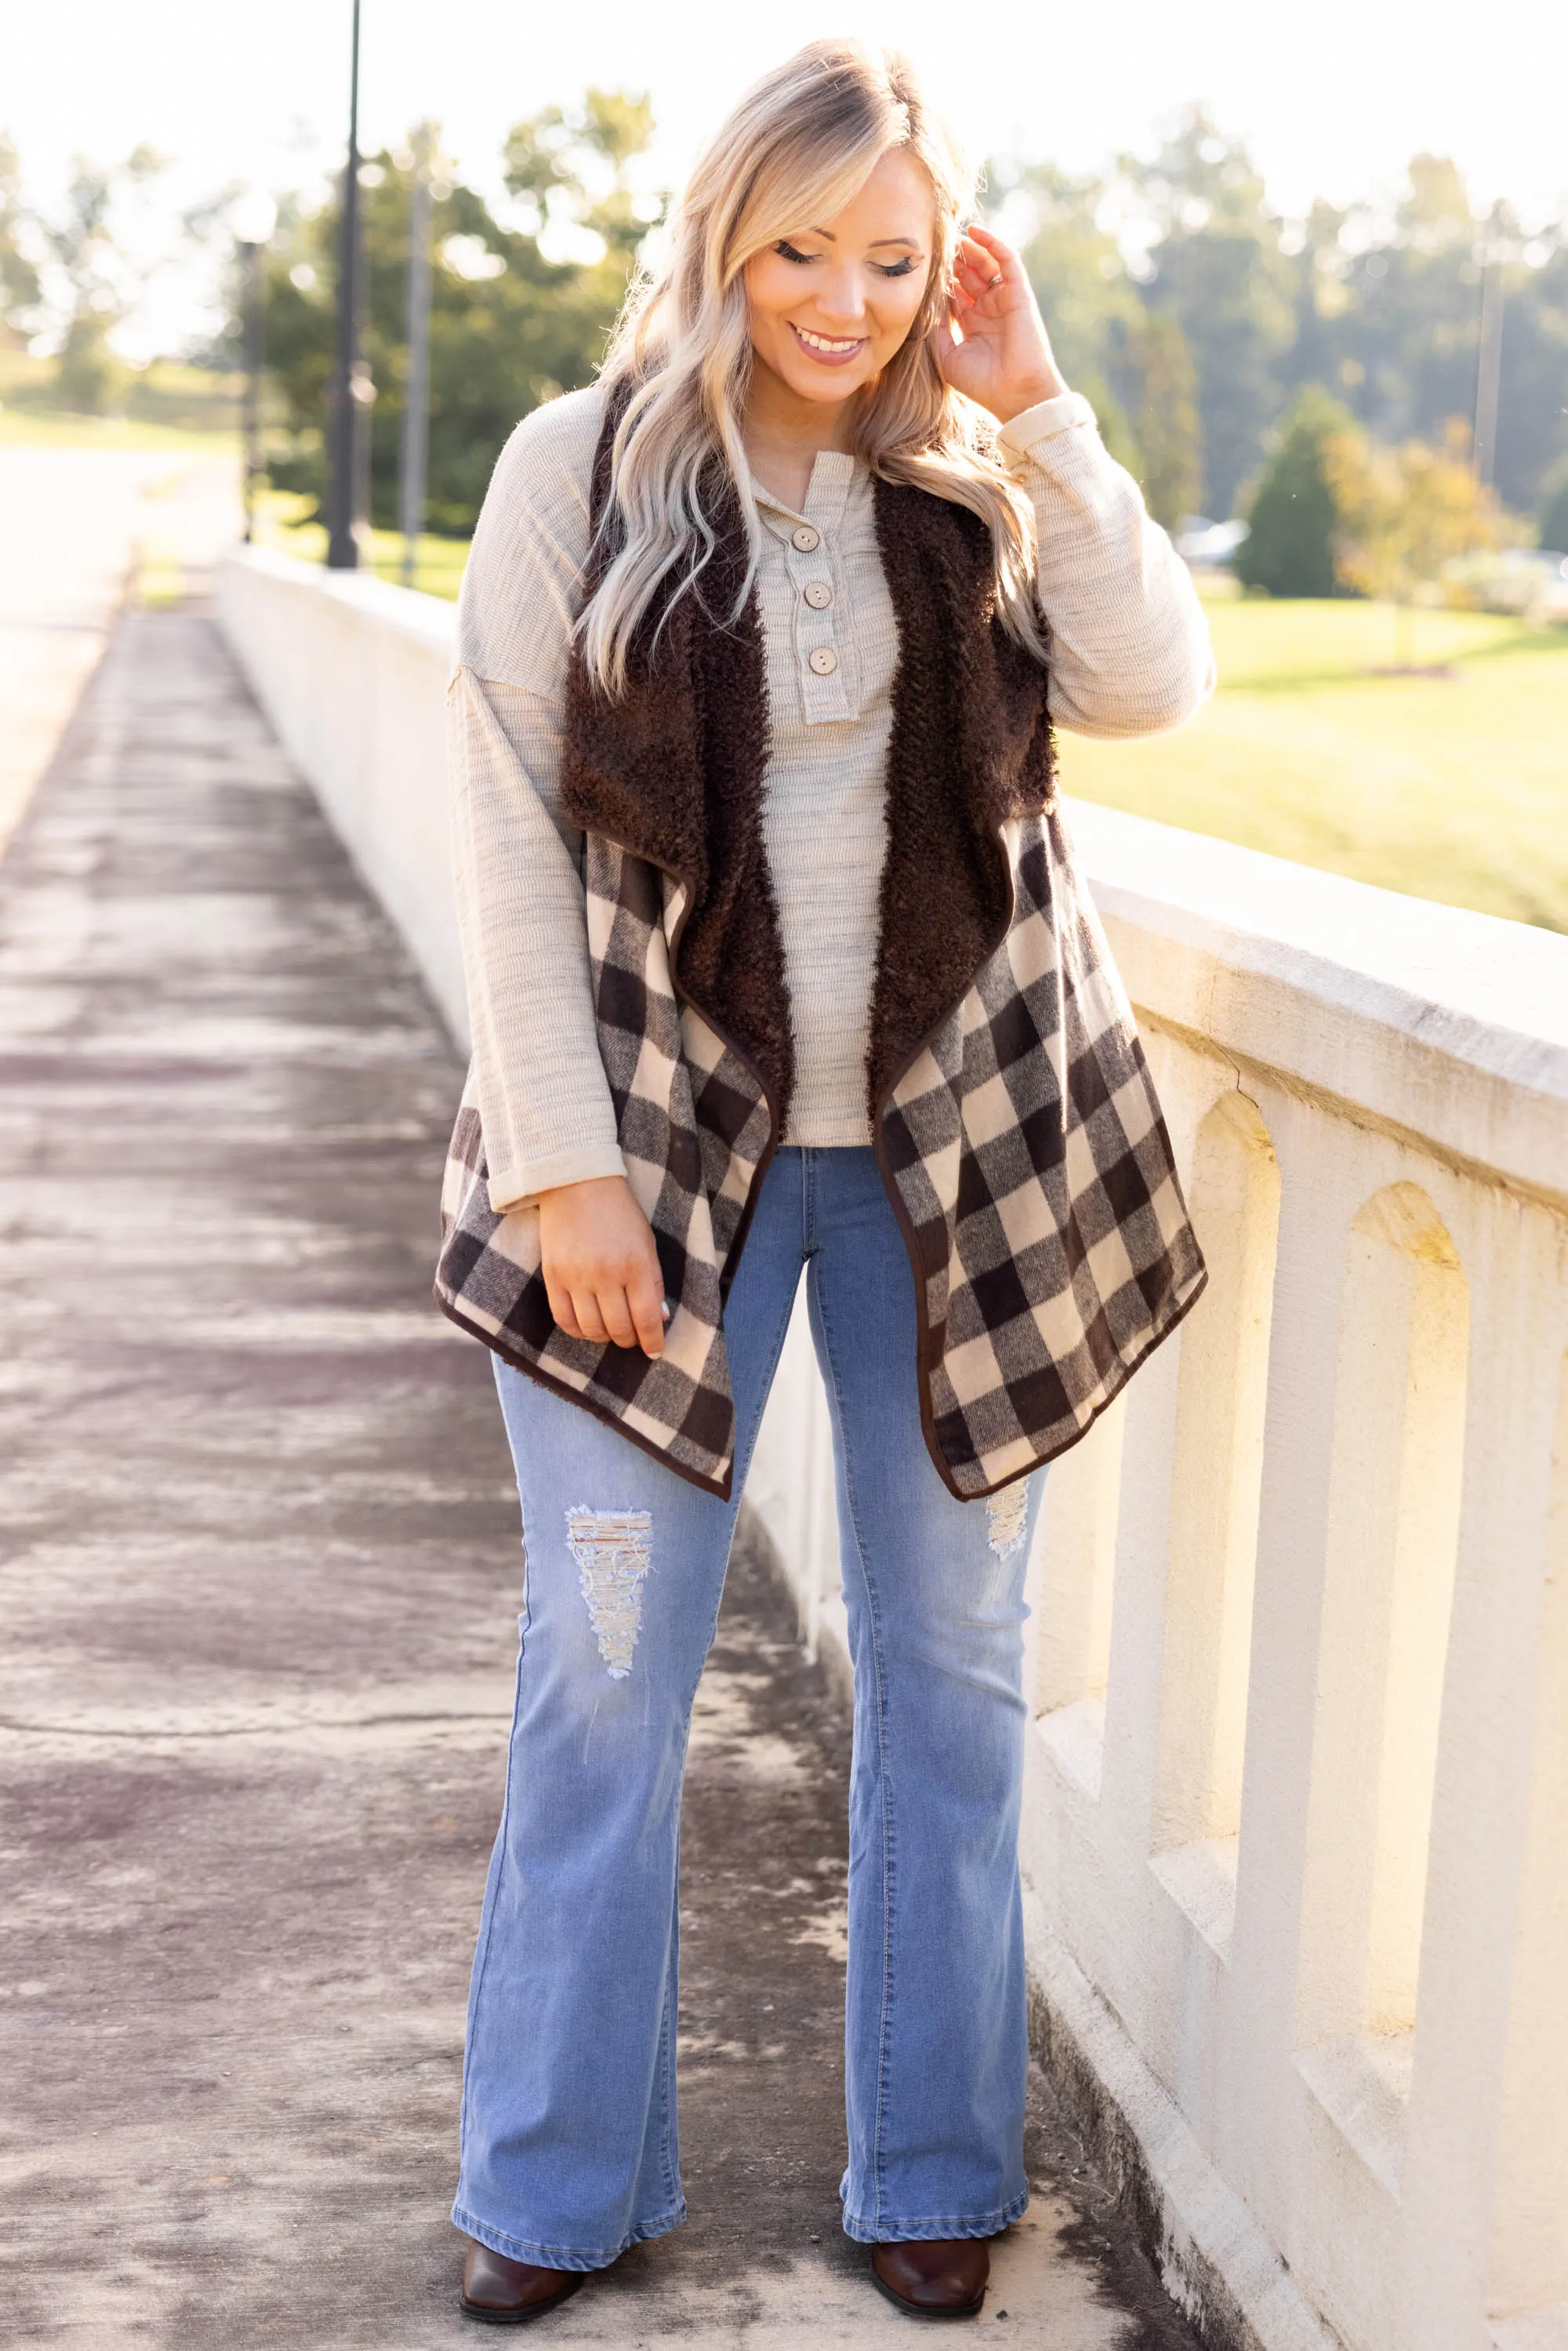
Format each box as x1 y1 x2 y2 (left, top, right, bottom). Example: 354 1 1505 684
801 228 924 250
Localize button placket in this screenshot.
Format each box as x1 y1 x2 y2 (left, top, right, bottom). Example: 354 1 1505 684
786 533 848 718
789 542 851 709
753 452 858 722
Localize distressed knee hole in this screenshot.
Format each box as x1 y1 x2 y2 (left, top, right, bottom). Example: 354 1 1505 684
565 1506 653 1679
985 1483 1028 1560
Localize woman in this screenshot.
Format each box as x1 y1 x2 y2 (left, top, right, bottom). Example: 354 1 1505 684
437 38 1211 2325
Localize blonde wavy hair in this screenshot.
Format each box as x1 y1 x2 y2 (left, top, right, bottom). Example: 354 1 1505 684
579 38 1047 695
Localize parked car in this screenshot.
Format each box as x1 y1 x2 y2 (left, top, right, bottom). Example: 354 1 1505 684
1175 515 1251 569
1444 546 1568 619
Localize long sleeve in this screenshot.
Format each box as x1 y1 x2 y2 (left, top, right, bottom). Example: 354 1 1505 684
449 386 626 1213
998 391 1216 739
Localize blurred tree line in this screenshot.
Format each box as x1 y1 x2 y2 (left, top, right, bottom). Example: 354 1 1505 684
996 120 1568 543
232 93 1568 554
0 136 172 412
5 96 1565 579
255 91 658 535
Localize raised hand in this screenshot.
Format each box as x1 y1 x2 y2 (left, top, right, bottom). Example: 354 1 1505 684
933 222 1069 426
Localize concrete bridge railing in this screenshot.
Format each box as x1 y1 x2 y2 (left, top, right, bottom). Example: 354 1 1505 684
218 542 1568 2351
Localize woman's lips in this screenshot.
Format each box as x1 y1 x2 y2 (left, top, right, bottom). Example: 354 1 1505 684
789 321 866 368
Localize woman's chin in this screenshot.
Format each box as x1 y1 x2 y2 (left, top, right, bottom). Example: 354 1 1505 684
777 361 871 408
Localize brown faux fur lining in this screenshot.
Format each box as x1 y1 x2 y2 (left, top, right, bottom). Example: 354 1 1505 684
557 393 1055 1137
867 480 1055 1112
558 399 796 1130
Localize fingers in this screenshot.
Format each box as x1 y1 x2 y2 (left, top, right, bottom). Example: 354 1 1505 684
549 1263 666 1359
537 1174 667 1359
948 236 1019 330
953 227 1021 299
593 1285 640 1351
626 1255 667 1358
545 1275 583 1341
568 1283 612 1345
964 220 1021 273
560 1282 630 1351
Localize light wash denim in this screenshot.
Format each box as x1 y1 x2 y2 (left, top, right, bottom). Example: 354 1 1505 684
453 1145 1043 2270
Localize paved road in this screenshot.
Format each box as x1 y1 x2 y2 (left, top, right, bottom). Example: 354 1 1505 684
0 442 239 855
0 602 1198 2346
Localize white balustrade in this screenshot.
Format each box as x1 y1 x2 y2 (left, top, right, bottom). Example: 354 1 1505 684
217 547 466 1041
218 543 1568 2351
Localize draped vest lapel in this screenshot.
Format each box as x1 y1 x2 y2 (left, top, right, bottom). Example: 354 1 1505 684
557 417 795 1135
434 390 1207 1502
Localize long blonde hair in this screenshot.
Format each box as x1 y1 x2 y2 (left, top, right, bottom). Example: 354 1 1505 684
579 38 1047 695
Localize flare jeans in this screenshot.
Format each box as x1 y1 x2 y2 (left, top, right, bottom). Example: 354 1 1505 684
452 1145 1041 2269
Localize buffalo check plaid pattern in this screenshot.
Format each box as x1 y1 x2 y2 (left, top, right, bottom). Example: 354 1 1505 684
436 844 771 1497
435 797 1206 1503
878 805 1206 1497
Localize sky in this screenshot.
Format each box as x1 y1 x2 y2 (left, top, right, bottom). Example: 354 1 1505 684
7 0 1566 357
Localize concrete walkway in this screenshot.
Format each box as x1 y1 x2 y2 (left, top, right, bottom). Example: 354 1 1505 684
0 443 239 856
0 603 1199 2348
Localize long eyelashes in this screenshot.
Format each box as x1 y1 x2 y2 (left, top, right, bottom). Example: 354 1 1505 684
771 239 920 280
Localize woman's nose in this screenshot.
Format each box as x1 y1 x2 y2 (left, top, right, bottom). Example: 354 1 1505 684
811 266 868 328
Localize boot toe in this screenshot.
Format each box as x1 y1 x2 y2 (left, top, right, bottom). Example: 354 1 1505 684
460 2238 584 2324
871 2237 989 2317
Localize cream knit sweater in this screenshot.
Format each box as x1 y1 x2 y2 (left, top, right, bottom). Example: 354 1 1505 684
451 384 1213 1213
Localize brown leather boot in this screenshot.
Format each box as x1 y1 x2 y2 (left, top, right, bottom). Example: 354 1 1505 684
871 2237 989 2318
459 2237 585 2324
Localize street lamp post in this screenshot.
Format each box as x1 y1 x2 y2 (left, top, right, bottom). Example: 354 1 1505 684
240 242 262 542
1473 245 1505 491
399 125 435 588
231 194 277 548
326 0 366 570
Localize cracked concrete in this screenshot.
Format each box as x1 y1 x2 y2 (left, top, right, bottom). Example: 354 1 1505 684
0 597 1203 2348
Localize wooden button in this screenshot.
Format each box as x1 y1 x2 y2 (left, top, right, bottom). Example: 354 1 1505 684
808 646 838 676
804 581 833 609
792 525 820 552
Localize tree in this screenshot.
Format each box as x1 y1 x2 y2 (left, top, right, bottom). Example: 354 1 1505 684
0 135 41 345
1325 416 1507 664
1122 110 1295 517
502 87 658 270
36 147 164 412
1126 312 1202 528
1236 386 1352 597
996 158 1197 511
999 157 1141 465
1287 159 1568 523
1540 459 1568 553
261 93 662 535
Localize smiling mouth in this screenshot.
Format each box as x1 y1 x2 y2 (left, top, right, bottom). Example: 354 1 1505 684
790 322 866 365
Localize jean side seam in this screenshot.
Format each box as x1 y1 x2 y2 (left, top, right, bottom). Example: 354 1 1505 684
457 1479 532 2172
657 1827 681 2207
809 1257 897 2240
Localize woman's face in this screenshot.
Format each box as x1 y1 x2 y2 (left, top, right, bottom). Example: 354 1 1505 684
742 147 938 409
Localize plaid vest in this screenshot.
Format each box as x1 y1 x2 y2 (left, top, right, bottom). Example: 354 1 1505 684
435 400 1207 1502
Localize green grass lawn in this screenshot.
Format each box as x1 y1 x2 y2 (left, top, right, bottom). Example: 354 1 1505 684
255 495 471 603
1058 592 1568 931
0 408 241 455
